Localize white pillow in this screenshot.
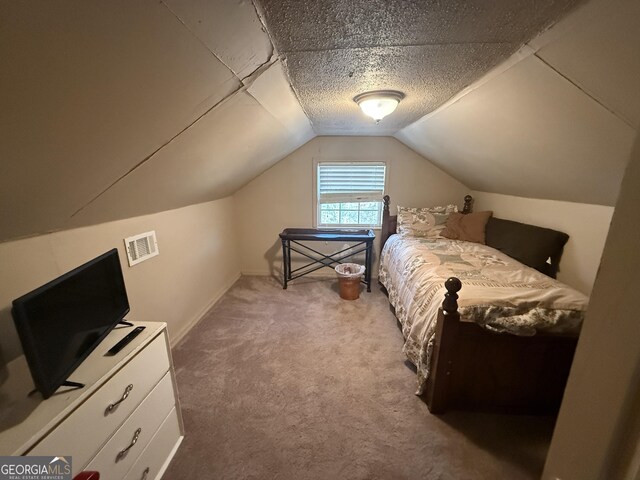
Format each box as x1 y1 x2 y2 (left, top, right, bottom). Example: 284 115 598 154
397 205 458 238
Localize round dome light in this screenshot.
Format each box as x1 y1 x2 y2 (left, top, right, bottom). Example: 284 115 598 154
354 90 405 122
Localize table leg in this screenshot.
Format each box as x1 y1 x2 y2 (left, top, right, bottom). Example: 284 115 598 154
281 238 288 289
366 241 372 292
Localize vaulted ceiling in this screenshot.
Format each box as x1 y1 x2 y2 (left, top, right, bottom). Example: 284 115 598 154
397 0 640 206
0 0 313 241
1 0 638 243
254 0 584 135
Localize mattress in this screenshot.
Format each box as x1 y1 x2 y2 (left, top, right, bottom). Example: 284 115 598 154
378 234 588 394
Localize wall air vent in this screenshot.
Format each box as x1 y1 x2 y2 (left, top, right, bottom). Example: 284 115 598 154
124 230 159 267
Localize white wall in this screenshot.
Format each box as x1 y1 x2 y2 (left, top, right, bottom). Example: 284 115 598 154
543 134 640 479
472 191 613 294
233 136 469 278
0 197 240 365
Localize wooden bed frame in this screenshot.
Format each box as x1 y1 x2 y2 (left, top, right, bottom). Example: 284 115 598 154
381 195 579 414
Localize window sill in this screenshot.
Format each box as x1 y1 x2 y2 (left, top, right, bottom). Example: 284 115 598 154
315 226 382 230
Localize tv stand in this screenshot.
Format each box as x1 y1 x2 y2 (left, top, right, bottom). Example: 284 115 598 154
27 380 84 397
0 322 183 479
61 380 85 390
118 320 134 327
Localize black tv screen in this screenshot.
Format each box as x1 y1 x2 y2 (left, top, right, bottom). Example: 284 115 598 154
12 248 130 399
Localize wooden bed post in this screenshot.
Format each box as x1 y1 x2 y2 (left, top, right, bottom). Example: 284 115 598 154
379 195 473 254
462 195 473 214
442 277 462 315
425 277 462 414
381 195 391 252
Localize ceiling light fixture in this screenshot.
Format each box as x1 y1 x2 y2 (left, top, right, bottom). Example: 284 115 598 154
354 90 405 123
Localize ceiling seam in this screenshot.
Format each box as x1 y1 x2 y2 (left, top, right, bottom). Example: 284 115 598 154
533 53 634 129
250 0 318 133
395 44 531 130
159 0 241 80
240 54 277 86
278 41 516 54
70 52 287 220
278 58 318 133
70 2 290 219
239 0 276 83
70 91 237 219
244 62 312 134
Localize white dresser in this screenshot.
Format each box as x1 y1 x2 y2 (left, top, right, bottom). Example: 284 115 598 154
0 322 183 480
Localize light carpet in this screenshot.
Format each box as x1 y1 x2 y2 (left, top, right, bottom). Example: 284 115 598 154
164 276 555 479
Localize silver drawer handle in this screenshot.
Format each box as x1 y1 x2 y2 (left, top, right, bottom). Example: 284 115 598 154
106 384 133 413
117 427 142 460
141 467 150 480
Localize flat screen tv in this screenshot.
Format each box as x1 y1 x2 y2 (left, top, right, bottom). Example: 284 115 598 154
12 248 130 399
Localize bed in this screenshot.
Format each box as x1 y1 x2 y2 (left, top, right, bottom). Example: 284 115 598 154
379 195 588 414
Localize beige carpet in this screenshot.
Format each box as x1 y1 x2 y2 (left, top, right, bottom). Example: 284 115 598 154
164 276 555 479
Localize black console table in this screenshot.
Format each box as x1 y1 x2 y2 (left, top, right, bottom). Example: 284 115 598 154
279 228 375 291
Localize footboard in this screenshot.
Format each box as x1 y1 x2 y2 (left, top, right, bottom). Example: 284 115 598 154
425 277 579 414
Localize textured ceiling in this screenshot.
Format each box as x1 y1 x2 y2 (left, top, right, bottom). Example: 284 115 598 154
254 0 585 134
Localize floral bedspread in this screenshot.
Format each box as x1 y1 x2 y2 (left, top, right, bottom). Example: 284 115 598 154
378 234 588 394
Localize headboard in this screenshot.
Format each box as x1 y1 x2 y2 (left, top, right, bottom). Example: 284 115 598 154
380 194 473 251
380 195 569 279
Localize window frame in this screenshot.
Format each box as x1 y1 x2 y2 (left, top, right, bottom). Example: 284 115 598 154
313 159 388 229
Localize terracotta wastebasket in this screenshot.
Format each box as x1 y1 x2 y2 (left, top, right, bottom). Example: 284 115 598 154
335 263 365 300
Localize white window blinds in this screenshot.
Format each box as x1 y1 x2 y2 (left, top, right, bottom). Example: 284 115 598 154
317 162 386 203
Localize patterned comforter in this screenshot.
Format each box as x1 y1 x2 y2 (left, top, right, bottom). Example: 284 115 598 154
378 234 588 394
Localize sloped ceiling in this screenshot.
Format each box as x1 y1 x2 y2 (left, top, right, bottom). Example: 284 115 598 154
396 0 640 206
68 65 313 227
0 0 313 242
1 0 637 243
254 0 585 135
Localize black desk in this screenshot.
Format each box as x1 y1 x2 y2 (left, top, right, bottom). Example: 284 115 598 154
279 228 375 291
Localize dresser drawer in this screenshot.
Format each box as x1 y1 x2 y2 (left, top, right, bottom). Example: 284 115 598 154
85 372 175 480
29 332 170 472
123 408 182 480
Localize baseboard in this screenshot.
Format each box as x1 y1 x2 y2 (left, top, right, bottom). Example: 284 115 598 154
239 269 276 277
240 269 333 278
240 270 379 280
156 434 184 480
170 270 241 347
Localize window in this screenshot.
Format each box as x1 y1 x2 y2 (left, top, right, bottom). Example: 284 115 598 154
316 162 386 227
